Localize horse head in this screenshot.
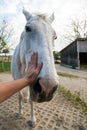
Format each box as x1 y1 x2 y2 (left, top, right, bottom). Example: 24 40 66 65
20 9 59 102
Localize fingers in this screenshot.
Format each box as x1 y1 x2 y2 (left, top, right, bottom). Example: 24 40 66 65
30 62 43 82
36 62 43 74
28 52 37 69
31 52 38 67
26 52 43 85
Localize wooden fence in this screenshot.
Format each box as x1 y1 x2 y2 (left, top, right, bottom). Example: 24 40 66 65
0 55 12 62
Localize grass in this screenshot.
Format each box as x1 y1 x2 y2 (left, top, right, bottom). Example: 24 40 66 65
0 61 11 72
58 72 80 78
58 72 87 80
58 85 87 114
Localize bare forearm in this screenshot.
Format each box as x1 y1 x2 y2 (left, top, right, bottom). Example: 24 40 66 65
0 78 29 103
0 53 43 103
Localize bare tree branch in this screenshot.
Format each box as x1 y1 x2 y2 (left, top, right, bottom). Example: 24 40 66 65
0 20 14 54
62 15 87 42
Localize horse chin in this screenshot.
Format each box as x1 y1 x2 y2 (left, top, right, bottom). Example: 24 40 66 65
30 91 53 103
37 93 53 103
29 85 53 103
29 78 57 102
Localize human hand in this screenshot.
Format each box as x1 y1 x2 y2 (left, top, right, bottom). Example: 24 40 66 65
25 52 43 85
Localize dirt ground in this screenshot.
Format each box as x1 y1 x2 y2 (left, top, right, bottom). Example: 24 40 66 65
55 64 87 79
56 65 87 104
0 66 87 130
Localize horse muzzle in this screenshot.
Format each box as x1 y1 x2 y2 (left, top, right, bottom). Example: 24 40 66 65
29 78 58 103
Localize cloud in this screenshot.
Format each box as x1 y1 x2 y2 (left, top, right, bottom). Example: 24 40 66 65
0 0 87 51
0 0 17 14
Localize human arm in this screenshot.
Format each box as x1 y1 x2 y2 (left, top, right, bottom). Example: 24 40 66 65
0 52 43 103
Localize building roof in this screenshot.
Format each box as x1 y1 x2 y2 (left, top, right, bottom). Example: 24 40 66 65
60 38 87 52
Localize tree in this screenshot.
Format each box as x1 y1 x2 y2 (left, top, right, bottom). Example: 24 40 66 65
53 51 61 64
0 20 13 54
0 20 13 71
63 15 87 43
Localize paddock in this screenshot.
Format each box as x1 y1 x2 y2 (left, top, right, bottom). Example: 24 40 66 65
0 66 87 130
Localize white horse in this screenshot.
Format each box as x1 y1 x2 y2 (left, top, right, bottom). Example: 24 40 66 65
11 9 59 126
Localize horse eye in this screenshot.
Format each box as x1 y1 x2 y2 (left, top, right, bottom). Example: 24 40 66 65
25 26 32 32
54 36 57 40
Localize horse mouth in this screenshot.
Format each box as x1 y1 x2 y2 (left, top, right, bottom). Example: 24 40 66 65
29 78 46 102
29 78 57 103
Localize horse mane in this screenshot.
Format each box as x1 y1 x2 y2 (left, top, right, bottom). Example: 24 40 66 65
35 13 48 22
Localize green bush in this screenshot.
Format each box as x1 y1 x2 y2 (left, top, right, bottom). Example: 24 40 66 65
0 61 11 72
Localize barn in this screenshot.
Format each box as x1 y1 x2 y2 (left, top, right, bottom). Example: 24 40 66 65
60 38 87 69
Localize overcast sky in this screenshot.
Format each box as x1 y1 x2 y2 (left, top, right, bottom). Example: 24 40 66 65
0 0 87 51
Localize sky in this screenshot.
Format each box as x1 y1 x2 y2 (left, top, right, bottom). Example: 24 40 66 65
0 0 87 52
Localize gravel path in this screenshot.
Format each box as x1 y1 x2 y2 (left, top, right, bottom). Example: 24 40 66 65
56 65 87 103
0 69 87 130
55 64 87 79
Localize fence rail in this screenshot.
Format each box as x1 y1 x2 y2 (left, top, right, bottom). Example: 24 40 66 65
0 56 12 62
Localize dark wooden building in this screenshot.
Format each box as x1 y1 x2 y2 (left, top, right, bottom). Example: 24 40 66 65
60 38 87 69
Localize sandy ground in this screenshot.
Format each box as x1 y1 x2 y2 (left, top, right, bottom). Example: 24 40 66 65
55 64 87 79
0 66 87 130
0 65 87 103
56 64 87 103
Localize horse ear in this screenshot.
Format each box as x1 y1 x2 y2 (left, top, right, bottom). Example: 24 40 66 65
49 13 55 23
23 9 32 21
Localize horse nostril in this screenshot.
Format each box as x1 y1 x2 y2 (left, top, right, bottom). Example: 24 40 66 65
25 26 32 32
33 78 42 93
52 85 58 93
